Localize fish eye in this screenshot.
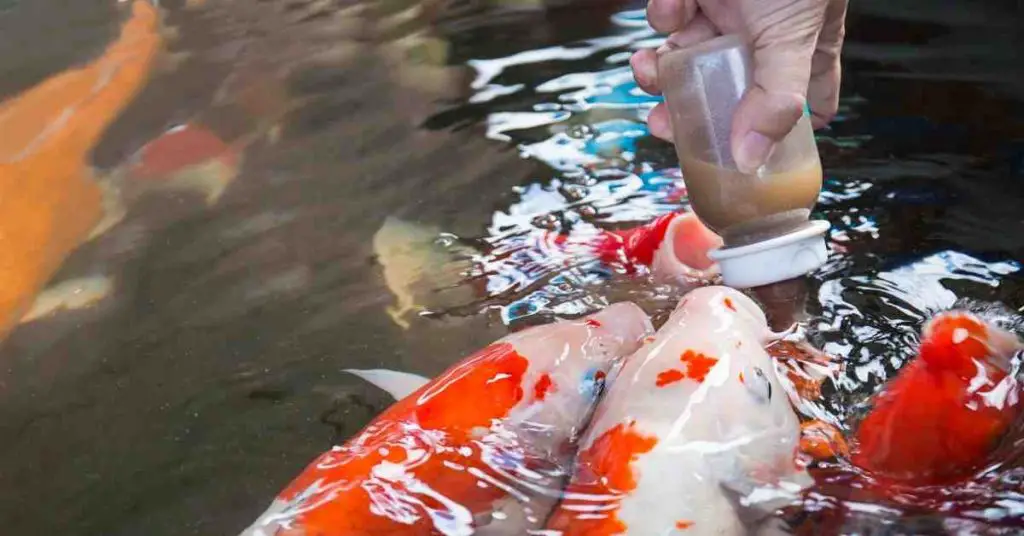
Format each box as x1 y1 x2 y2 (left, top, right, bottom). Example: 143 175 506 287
743 366 773 405
579 368 607 399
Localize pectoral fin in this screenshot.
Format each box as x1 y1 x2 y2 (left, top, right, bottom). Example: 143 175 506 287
345 368 431 400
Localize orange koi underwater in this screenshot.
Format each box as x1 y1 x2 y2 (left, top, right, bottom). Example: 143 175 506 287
852 310 1024 485
0 0 161 337
241 302 652 535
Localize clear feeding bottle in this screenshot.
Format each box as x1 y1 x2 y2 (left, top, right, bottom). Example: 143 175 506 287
657 34 829 291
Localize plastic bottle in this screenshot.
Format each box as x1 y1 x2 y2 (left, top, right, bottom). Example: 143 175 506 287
657 34 829 290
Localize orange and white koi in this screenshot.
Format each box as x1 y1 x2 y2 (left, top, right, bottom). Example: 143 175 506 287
852 310 1024 485
241 302 653 536
546 286 810 535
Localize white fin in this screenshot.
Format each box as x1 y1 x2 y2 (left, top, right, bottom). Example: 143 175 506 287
345 368 431 400
20 275 114 323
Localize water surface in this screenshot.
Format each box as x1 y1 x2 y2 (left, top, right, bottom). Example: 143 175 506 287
0 0 1023 534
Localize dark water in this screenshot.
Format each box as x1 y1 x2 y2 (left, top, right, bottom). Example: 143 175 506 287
0 0 1023 534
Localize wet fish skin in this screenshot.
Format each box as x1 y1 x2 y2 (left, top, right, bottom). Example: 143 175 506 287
547 286 810 536
241 301 653 536
852 310 1024 486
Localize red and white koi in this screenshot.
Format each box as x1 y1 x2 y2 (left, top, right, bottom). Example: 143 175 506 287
541 211 722 285
547 286 810 535
241 302 653 536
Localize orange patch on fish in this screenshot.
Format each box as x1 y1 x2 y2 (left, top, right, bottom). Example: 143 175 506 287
676 520 695 529
723 298 736 311
533 373 556 402
273 342 533 534
799 420 849 460
680 350 718 383
656 368 686 387
547 421 659 535
0 0 161 338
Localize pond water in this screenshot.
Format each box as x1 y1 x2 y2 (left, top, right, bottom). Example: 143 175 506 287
0 0 1023 534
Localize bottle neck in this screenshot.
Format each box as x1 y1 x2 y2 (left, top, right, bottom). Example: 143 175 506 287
749 276 809 332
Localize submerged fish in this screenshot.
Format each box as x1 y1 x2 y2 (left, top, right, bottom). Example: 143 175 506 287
594 211 722 284
544 211 722 285
546 286 810 535
0 0 161 339
852 310 1024 485
372 216 474 329
241 302 653 535
124 122 241 205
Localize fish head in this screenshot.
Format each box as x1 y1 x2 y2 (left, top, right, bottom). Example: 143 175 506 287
505 301 653 456
647 212 723 285
671 285 770 339
670 287 811 505
920 310 1022 378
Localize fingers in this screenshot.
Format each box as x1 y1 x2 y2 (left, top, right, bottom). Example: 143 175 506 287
631 48 660 95
656 12 719 52
731 4 825 172
647 0 698 34
630 13 718 96
632 13 720 142
647 103 672 141
807 0 848 128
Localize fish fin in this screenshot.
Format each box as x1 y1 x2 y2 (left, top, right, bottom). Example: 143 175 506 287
20 276 114 323
345 368 431 400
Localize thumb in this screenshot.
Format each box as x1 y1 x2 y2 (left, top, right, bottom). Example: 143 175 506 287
731 6 824 173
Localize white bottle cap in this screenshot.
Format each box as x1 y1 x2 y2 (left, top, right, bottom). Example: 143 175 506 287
706 220 830 288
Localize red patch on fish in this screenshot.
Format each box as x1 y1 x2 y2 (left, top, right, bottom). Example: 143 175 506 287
596 212 678 267
585 318 602 328
271 342 532 533
130 123 236 181
533 373 556 402
656 369 685 387
852 312 1021 485
680 350 718 383
676 520 695 529
547 421 659 535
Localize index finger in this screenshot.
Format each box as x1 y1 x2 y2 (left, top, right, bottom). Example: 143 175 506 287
647 0 699 34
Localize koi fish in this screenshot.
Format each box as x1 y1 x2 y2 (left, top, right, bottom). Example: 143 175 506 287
547 286 810 535
545 211 722 284
372 216 476 329
124 122 241 205
0 0 161 339
241 301 654 535
852 310 1024 485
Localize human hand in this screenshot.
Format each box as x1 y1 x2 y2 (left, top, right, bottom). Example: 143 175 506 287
631 0 848 172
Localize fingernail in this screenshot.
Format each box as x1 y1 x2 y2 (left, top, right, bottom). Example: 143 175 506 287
735 131 774 173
